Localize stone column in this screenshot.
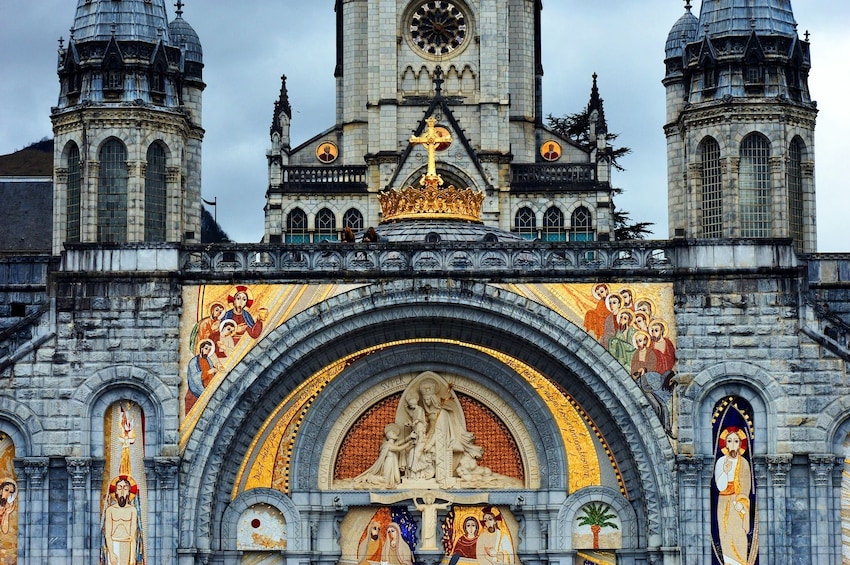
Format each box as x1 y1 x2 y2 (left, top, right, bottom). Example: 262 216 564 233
66 457 92 562
155 457 180 565
766 455 791 565
21 457 49 563
686 162 702 238
677 455 704 565
727 156 740 237
809 454 836 564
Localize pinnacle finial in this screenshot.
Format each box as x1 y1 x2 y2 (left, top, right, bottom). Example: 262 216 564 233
175 0 185 16
684 0 692 12
58 37 65 51
433 65 444 96
804 30 811 42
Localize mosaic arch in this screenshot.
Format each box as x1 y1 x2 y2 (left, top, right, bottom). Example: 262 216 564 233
179 282 677 445
178 281 679 554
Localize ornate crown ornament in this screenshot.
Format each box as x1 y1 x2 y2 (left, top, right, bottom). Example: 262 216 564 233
379 117 485 223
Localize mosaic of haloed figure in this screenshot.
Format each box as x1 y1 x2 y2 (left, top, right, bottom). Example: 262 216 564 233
100 402 147 565
711 398 757 565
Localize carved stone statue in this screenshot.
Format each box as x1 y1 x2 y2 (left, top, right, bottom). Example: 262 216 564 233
337 371 522 490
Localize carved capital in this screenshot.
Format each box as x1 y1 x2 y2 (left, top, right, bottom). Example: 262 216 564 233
687 162 703 175
808 454 837 487
677 455 704 486
55 167 69 183
766 454 792 486
65 457 92 489
166 166 181 184
728 157 740 174
155 457 180 489
22 457 49 489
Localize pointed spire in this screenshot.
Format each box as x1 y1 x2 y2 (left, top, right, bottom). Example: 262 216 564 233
587 73 608 136
271 75 292 137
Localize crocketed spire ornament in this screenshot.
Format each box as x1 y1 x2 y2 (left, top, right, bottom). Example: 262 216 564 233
378 116 484 223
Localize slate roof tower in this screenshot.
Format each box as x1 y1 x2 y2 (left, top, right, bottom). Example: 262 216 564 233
51 0 205 254
664 0 817 252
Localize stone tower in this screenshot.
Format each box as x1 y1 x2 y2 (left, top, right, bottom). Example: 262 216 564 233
51 0 204 255
664 0 817 252
265 0 615 243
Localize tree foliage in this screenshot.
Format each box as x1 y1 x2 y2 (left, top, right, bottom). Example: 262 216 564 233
546 111 631 172
546 110 653 240
201 207 230 243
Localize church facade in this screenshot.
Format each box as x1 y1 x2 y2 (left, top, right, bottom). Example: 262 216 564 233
0 1 849 565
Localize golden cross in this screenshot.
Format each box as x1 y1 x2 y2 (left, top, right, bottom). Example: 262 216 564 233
409 116 451 179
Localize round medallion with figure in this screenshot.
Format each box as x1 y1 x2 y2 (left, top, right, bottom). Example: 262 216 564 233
408 1 469 58
316 142 338 164
434 126 452 151
540 140 562 162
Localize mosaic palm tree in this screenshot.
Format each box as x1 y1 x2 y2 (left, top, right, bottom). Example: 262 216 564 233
577 503 619 550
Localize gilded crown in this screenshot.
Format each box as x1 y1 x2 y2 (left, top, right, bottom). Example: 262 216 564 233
379 173 485 223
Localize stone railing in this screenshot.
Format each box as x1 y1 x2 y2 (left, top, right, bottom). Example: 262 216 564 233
270 166 368 193
510 163 597 191
178 241 675 281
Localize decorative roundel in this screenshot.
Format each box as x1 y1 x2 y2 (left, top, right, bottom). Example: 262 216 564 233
434 126 452 151
409 1 469 57
316 142 338 163
540 140 562 162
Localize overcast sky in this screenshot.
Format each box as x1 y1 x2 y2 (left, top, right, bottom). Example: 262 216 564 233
1 1 847 250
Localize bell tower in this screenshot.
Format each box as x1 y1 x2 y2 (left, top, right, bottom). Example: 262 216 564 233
265 1 615 243
664 0 817 252
51 0 205 255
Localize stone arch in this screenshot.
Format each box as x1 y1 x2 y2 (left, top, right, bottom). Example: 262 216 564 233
180 281 678 552
401 163 477 193
685 362 781 456
71 365 174 458
0 396 43 458
558 486 639 549
817 396 850 455
307 347 549 492
220 488 304 551
92 134 128 156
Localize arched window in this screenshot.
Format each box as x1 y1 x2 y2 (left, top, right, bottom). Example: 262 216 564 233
514 207 537 240
315 208 337 242
343 208 364 231
700 137 722 238
97 139 128 243
570 206 594 242
66 142 81 243
788 138 805 252
542 206 565 241
104 56 124 93
145 142 167 242
739 133 771 237
286 208 309 243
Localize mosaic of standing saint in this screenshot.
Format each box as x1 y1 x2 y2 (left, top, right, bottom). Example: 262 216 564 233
711 397 758 565
335 372 523 490
100 402 147 565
